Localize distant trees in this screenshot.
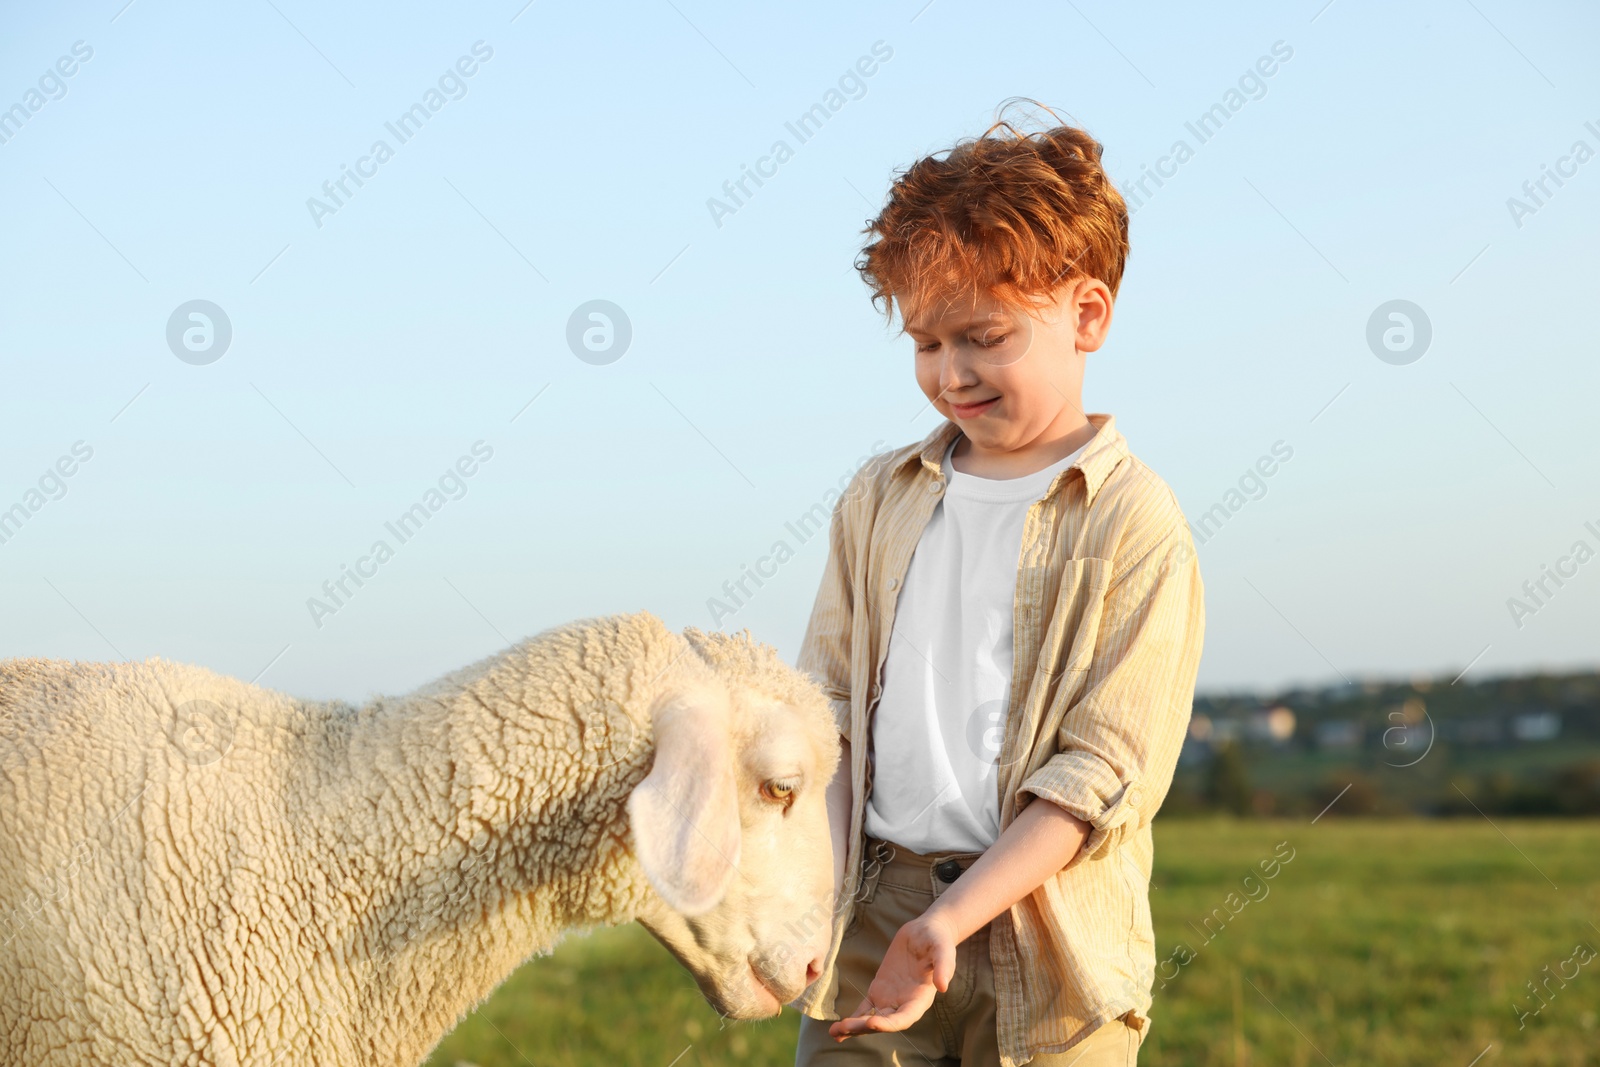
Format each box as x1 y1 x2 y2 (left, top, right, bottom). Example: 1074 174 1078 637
1203 740 1253 816
1439 760 1600 816
1167 669 1600 819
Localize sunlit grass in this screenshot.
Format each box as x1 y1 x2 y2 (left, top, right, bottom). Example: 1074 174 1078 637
426 818 1600 1067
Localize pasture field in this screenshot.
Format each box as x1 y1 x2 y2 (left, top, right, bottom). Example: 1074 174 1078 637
426 818 1600 1067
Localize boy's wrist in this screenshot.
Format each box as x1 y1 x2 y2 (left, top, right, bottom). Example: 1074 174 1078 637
917 799 1092 943
917 898 964 939
919 886 986 945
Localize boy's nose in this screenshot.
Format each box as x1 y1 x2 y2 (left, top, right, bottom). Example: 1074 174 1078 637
941 356 981 390
941 370 975 399
805 954 824 984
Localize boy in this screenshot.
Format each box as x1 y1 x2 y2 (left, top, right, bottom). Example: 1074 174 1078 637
790 115 1205 1067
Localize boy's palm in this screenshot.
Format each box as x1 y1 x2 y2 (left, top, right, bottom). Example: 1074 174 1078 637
829 915 958 1041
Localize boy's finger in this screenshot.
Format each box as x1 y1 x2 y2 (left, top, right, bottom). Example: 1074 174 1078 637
828 1017 875 1040
829 1002 914 1040
827 1003 874 1039
867 1009 910 1031
837 1017 885 1037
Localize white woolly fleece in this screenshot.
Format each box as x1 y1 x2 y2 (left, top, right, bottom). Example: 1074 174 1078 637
0 611 836 1067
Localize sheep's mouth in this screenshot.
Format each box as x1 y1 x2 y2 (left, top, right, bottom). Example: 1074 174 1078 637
741 960 786 1017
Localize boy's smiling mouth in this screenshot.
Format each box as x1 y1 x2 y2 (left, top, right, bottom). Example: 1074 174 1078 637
948 396 1000 419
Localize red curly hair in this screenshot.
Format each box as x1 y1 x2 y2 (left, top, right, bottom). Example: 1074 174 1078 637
856 103 1129 332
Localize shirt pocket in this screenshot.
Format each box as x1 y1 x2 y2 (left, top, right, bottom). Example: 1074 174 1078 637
1030 555 1115 693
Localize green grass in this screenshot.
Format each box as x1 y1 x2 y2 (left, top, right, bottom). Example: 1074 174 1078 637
426 819 1600 1067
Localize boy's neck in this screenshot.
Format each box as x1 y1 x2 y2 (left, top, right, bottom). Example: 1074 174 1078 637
951 411 1097 480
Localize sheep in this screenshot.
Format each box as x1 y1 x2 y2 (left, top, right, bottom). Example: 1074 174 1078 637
0 611 842 1067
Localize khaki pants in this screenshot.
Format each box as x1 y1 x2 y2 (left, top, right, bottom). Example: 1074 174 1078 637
796 837 1138 1067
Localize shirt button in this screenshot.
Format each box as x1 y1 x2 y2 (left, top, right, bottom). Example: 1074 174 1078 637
928 479 944 493
887 577 900 591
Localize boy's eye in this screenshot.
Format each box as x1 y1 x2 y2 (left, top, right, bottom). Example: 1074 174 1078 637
915 336 1008 352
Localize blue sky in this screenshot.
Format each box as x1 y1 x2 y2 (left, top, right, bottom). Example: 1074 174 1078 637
1 0 1596 702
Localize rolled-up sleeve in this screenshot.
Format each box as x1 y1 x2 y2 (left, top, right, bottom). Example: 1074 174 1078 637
1017 519 1204 871
796 489 857 743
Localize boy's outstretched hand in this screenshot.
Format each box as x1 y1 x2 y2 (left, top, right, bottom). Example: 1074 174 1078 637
828 913 958 1040
825 799 1094 1043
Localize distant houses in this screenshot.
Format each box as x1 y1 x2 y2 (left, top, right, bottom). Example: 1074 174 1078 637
1175 670 1596 815
1182 705 1296 764
1512 710 1561 741
1182 693 1565 763
1251 706 1297 743
1315 719 1362 750
1435 709 1562 744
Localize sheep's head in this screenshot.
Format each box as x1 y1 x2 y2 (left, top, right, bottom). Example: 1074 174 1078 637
627 626 842 1019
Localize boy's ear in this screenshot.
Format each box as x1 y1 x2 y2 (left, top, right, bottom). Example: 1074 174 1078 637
1071 276 1114 353
626 681 742 915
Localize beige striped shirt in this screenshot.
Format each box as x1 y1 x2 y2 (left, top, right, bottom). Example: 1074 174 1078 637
792 412 1205 1066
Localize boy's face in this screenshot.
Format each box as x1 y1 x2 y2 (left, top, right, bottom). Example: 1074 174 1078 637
906 277 1111 459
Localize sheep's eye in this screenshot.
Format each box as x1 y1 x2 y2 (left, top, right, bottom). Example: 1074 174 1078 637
761 778 799 808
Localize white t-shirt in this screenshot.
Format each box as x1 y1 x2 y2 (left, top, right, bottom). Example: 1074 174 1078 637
863 432 1089 854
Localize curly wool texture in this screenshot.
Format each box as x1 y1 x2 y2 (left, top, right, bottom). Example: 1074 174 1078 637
0 612 829 1067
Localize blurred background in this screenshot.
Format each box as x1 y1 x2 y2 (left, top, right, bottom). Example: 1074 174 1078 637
2 0 1596 1063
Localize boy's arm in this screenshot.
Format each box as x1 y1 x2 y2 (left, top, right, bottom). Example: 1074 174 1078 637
829 518 1204 1040
1012 517 1205 873
844 778 1145 1035
828 785 1093 1038
934 516 1205 935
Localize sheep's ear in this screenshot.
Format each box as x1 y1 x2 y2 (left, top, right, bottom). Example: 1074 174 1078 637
626 681 742 915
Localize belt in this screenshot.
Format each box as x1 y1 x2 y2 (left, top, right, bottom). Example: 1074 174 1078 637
861 834 986 890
